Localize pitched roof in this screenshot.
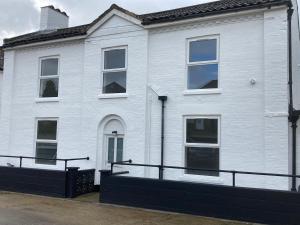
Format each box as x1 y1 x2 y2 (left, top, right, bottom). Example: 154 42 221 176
2 0 291 48
3 24 89 48
141 0 291 25
0 47 3 71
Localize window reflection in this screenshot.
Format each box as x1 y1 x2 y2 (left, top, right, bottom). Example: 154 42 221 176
189 39 217 62
188 38 218 90
40 78 58 97
188 64 218 89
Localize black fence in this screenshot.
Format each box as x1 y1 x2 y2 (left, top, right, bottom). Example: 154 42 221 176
0 155 95 198
110 160 300 190
99 160 300 225
0 155 89 171
66 167 95 198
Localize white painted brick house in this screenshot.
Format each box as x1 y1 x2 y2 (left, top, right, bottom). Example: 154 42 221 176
0 0 300 190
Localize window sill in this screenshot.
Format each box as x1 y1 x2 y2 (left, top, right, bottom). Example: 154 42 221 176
98 93 128 99
179 174 224 185
183 89 222 96
35 97 60 103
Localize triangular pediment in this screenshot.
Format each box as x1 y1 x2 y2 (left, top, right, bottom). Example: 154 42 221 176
87 5 143 36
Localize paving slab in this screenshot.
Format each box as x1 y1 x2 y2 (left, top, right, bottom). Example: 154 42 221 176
0 191 258 225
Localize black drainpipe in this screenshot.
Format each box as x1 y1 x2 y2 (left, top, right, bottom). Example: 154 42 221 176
158 96 167 180
287 5 300 192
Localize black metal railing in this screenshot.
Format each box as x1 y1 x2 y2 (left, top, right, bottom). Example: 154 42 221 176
111 160 300 191
0 155 90 171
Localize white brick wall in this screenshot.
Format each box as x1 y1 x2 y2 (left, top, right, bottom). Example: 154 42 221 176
0 7 297 190
40 6 69 30
291 0 300 189
146 8 290 189
0 71 2 112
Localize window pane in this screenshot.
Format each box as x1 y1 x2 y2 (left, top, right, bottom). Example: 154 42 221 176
185 147 219 176
186 118 218 144
104 49 126 69
37 120 57 140
39 78 59 97
35 142 57 165
188 64 218 89
116 138 123 162
103 71 126 94
189 39 217 62
41 58 58 76
107 137 115 163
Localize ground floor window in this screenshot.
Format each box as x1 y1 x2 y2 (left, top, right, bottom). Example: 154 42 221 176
35 119 58 165
184 117 220 176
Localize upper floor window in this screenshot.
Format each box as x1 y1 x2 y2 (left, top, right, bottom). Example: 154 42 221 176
39 57 59 98
35 119 58 165
102 47 127 94
184 117 220 176
187 37 219 90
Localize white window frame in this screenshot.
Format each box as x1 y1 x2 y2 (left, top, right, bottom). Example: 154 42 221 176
35 118 58 165
183 115 221 176
37 56 60 100
101 46 128 96
185 35 220 94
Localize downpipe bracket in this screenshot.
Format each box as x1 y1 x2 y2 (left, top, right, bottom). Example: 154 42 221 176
289 109 300 124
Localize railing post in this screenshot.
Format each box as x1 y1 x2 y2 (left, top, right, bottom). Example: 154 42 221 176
111 162 114 174
64 160 68 171
232 171 236 187
66 167 79 198
19 156 23 168
99 170 112 202
158 165 163 180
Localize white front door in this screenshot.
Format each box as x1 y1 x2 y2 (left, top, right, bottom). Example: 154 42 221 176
104 135 124 169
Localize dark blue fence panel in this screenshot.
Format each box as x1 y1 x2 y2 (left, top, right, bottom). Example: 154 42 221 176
66 168 95 198
100 171 300 225
0 166 95 198
0 166 67 197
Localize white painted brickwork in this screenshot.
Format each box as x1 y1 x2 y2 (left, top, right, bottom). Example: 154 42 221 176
40 6 69 30
0 71 2 112
291 0 300 189
0 6 299 190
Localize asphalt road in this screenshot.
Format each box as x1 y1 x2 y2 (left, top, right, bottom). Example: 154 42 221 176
0 192 256 225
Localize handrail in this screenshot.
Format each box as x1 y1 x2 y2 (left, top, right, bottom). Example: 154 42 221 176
111 160 300 191
0 155 90 171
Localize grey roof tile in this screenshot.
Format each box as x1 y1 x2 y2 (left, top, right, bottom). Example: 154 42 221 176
140 0 291 25
2 0 291 48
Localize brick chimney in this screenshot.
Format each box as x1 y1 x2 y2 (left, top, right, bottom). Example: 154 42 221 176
40 5 69 30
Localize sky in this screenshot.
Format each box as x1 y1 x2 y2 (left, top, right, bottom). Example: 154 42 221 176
0 0 217 45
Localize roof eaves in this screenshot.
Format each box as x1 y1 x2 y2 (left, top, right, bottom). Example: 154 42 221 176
2 24 89 48
2 4 141 49
1 0 292 48
141 0 291 25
